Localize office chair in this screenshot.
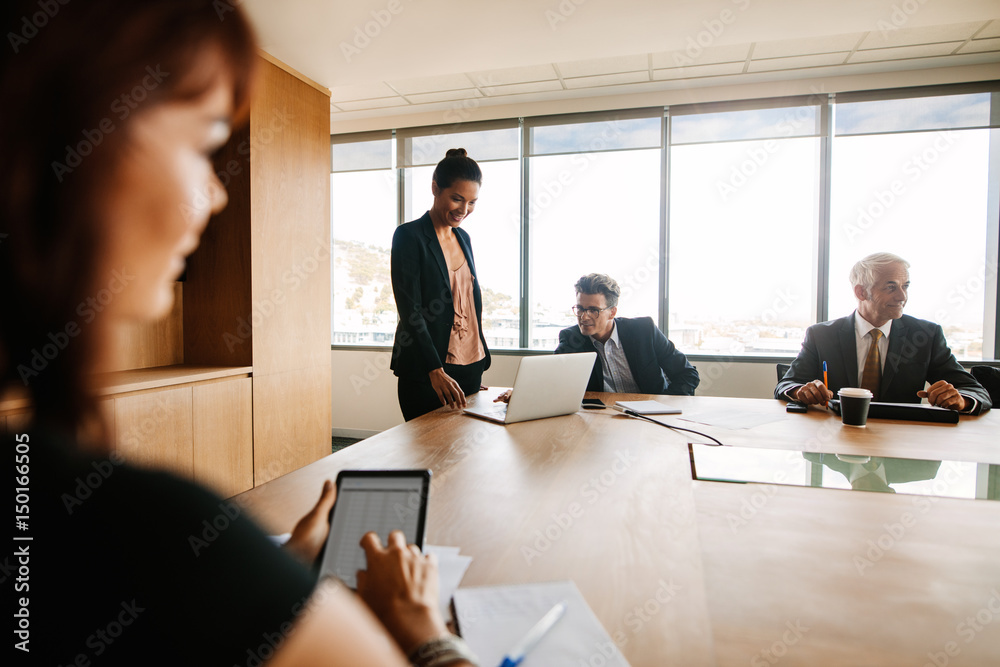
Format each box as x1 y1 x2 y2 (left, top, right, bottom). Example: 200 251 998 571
776 363 791 383
970 366 1000 405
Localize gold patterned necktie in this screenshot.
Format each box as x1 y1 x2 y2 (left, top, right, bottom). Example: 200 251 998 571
860 329 883 399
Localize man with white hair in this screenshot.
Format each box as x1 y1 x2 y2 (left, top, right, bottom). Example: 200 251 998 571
775 252 991 414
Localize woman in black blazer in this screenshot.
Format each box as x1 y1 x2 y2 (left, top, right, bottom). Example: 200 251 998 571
390 149 491 421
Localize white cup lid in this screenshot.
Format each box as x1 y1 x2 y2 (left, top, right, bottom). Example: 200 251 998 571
839 387 873 398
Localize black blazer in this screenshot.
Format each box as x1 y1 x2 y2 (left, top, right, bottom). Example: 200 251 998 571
554 317 699 395
390 212 490 377
775 313 991 415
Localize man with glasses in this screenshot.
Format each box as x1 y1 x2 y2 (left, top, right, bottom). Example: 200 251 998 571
555 273 700 395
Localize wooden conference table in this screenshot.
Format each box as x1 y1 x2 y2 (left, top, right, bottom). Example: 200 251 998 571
234 391 1000 667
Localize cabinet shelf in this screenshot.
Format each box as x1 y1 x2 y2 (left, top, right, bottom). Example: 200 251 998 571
96 364 253 396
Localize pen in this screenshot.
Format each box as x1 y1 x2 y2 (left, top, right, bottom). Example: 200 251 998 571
822 361 829 407
498 601 567 667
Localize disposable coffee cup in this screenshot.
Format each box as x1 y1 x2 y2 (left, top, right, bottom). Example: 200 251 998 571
839 388 873 427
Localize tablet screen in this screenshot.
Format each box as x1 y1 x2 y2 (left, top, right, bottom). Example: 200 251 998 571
317 470 430 588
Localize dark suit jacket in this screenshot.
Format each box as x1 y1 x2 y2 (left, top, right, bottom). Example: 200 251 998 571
554 317 699 395
390 213 490 377
774 313 991 415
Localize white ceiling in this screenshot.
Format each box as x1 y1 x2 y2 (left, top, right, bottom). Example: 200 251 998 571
242 1 1000 126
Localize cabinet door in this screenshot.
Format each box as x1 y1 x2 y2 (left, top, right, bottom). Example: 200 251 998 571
193 378 253 498
114 387 193 478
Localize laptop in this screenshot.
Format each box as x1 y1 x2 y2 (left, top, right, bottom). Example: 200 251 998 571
464 352 597 425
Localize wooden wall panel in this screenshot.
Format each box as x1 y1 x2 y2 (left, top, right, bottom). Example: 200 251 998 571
253 365 331 486
114 387 193 478
184 124 253 367
193 378 253 498
249 58 332 482
250 59 331 377
110 283 184 371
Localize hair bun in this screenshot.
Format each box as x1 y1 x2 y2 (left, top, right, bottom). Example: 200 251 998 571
445 148 468 158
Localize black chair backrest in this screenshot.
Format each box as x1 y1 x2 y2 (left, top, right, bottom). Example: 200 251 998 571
970 366 1000 404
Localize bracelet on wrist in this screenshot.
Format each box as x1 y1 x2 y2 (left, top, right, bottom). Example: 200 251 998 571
408 635 479 667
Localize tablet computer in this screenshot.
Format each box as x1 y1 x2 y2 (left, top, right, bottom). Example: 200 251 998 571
316 469 431 588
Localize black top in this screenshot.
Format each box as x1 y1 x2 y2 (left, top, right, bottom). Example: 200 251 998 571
390 212 491 377
7 427 315 666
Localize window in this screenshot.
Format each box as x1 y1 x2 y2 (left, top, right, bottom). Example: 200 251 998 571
331 84 1000 361
399 123 521 350
330 133 396 345
526 113 661 349
829 92 995 359
668 102 821 355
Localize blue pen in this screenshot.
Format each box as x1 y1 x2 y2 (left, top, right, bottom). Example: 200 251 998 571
498 601 567 667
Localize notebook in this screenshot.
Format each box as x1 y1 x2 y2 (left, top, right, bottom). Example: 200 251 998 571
464 352 597 425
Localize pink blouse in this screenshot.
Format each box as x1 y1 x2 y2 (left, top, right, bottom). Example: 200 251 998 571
445 261 485 366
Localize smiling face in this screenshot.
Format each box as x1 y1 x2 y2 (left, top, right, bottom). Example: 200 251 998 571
100 72 233 321
855 262 909 327
430 178 479 229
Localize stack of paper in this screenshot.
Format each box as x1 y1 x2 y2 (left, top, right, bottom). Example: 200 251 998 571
425 545 473 620
454 580 630 666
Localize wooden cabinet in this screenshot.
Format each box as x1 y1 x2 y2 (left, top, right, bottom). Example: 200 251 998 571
101 367 254 497
193 378 253 498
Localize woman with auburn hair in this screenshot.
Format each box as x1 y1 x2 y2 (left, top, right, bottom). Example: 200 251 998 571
0 1 475 665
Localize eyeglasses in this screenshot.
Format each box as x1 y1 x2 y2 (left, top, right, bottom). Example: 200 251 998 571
572 305 612 318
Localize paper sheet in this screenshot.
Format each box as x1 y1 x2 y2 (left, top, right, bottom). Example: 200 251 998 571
425 545 473 620
454 580 630 667
680 409 784 430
